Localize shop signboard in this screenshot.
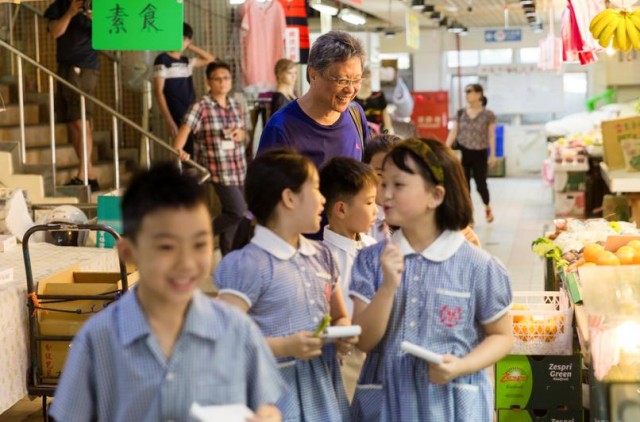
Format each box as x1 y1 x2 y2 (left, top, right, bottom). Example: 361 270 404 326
601 115 640 171
405 10 420 50
92 0 183 51
285 27 300 63
485 29 522 43
411 91 448 142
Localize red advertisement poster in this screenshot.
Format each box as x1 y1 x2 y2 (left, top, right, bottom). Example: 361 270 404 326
411 91 449 143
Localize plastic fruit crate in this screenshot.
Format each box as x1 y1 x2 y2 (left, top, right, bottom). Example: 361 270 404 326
510 290 573 355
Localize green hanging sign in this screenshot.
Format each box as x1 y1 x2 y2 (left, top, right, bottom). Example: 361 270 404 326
92 0 184 51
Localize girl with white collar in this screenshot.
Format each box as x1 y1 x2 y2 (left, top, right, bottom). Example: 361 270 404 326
350 138 513 422
216 149 355 422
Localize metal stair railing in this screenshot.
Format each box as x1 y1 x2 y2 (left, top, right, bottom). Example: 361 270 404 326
0 39 211 193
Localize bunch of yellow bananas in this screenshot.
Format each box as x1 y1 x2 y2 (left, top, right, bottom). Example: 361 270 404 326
589 8 640 51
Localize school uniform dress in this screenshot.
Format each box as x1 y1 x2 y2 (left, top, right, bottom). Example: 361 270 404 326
49 288 285 422
349 230 512 422
215 225 351 422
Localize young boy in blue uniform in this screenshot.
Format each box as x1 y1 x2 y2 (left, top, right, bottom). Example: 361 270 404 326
50 162 285 422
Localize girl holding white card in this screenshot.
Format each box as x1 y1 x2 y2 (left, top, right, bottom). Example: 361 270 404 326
216 149 357 422
349 138 513 421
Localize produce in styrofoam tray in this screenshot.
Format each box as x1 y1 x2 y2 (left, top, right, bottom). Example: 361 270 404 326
531 218 640 272
509 291 573 355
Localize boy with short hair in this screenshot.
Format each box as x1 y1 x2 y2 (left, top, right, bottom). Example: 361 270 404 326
174 61 248 256
154 22 215 156
50 162 284 422
319 156 379 400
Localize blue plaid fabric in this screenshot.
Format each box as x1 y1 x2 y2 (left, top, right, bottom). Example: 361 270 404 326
215 225 351 422
349 230 512 422
50 288 285 422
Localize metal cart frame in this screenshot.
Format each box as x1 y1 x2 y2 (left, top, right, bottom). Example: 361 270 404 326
22 223 129 421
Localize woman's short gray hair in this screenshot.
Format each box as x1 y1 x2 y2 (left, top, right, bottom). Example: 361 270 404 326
307 31 365 80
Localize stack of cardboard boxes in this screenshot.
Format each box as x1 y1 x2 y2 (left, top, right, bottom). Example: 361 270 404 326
553 149 588 219
35 265 137 383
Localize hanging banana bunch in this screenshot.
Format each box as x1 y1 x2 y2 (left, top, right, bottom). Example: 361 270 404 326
589 8 640 51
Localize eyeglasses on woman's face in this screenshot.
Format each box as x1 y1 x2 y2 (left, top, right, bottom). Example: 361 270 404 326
322 73 363 88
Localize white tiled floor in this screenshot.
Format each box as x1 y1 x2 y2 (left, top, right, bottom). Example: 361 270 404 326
471 174 554 292
0 175 556 421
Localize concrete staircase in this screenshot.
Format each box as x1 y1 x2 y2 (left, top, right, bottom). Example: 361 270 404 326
0 78 137 203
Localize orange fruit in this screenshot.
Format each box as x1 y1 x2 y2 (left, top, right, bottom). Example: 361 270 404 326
511 303 528 324
583 243 605 263
627 240 640 251
633 252 640 265
616 246 637 265
543 319 559 342
596 251 621 266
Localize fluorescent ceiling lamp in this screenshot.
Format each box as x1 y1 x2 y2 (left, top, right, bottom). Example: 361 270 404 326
309 0 339 16
447 20 465 32
229 0 246 4
339 8 366 25
520 0 534 4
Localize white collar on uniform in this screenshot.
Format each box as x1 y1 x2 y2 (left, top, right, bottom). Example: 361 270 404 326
392 229 465 262
251 225 317 260
323 226 374 255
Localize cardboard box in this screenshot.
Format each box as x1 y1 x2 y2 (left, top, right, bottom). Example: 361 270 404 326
36 266 138 382
601 115 640 171
553 171 586 193
555 192 586 218
497 408 583 422
489 157 506 177
495 354 582 410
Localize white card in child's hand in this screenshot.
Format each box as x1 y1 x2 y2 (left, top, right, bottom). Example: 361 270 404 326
323 325 362 339
189 402 255 422
400 341 443 365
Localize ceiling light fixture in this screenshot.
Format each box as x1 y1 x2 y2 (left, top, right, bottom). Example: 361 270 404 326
338 8 367 25
520 0 534 5
229 0 246 5
422 4 435 13
411 0 425 11
447 20 465 33
309 0 339 16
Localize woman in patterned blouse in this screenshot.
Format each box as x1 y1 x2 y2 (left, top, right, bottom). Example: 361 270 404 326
445 84 497 223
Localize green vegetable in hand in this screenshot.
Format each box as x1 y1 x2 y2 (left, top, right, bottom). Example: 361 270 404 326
313 315 332 337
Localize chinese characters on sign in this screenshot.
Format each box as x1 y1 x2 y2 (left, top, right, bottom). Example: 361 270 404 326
411 91 449 142
285 27 300 63
93 0 183 51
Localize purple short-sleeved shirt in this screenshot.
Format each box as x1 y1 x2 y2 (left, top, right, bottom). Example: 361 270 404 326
258 100 367 168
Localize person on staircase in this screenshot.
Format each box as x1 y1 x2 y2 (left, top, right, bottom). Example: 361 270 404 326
154 23 215 157
45 0 100 191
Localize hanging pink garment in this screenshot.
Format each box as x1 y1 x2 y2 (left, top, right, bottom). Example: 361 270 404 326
562 0 606 65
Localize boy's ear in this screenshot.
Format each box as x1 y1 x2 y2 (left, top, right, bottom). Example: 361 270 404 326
116 237 137 265
332 200 348 220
